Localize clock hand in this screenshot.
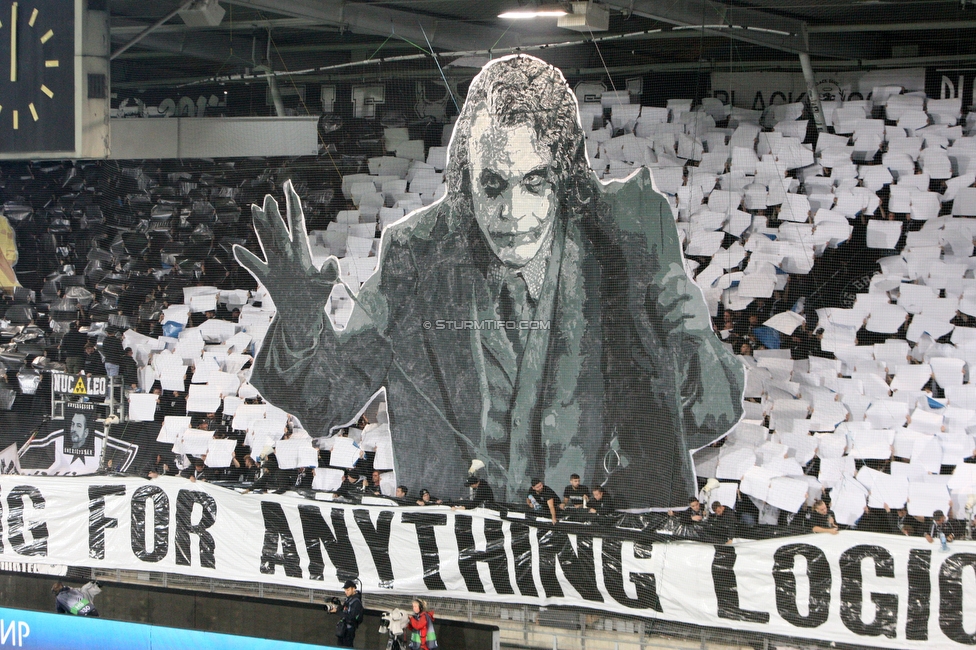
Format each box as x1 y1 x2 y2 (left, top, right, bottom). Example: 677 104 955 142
9 2 16 82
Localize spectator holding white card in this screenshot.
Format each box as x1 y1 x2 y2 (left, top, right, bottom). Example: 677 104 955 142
883 503 918 536
808 499 839 535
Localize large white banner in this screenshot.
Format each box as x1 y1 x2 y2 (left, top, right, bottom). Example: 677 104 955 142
1 475 974 648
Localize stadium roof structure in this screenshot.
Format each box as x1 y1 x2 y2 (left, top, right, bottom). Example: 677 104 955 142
107 0 976 90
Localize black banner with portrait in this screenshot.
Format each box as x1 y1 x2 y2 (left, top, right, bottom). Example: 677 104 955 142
17 404 141 476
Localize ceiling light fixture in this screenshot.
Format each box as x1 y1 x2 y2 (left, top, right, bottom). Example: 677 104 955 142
499 5 568 19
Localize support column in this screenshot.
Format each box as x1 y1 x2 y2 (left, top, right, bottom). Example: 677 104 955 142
265 32 286 117
799 51 827 133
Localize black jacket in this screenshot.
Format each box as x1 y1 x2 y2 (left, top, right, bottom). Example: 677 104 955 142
706 510 736 543
120 355 139 387
472 482 495 507
143 457 170 477
84 351 105 375
180 466 217 482
102 335 125 366
589 493 616 515
292 467 314 490
339 592 364 630
678 507 704 526
61 330 88 358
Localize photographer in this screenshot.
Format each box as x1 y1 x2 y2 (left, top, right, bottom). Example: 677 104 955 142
406 598 437 650
52 581 101 617
327 580 364 648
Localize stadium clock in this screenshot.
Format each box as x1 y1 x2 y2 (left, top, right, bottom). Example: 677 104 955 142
0 0 109 159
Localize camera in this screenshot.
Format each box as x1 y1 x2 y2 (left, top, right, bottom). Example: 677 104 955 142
379 608 408 638
327 596 342 610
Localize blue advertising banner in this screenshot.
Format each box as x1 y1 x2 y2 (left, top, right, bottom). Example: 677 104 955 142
0 607 337 650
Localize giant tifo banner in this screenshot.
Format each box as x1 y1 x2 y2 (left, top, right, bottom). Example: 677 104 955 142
232 54 745 509
0 476 973 649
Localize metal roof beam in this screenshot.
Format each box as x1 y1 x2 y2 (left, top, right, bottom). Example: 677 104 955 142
113 51 976 90
110 31 260 64
110 16 336 35
603 0 861 59
807 20 976 33
222 0 521 53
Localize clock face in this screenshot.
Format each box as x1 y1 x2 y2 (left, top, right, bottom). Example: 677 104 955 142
0 0 74 154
